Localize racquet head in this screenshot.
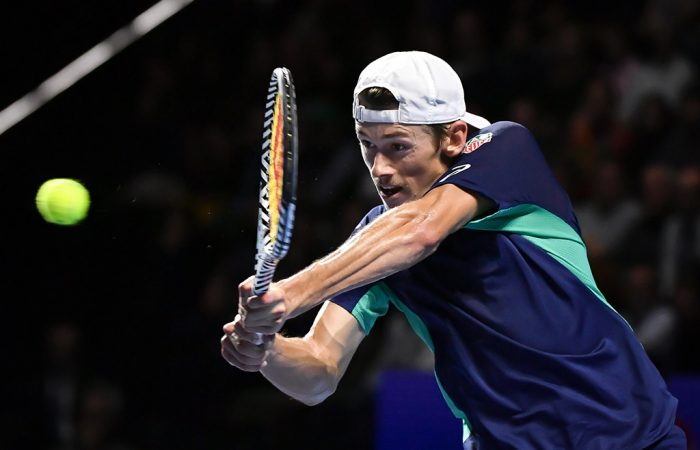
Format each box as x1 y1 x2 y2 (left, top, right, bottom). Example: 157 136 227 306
253 67 298 295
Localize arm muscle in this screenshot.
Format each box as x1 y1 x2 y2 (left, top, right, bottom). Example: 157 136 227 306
261 302 365 405
281 184 491 317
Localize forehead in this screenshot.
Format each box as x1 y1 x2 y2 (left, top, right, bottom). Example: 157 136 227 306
355 122 427 139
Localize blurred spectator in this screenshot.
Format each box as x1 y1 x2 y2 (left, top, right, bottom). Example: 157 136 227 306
600 26 642 119
656 82 700 167
566 78 633 186
68 382 134 450
449 9 492 113
615 163 676 266
507 97 561 167
576 161 641 260
660 166 700 296
618 7 695 122
44 323 82 448
619 264 676 373
449 9 488 81
40 325 135 450
670 260 700 372
625 93 676 174
495 18 539 111
538 8 592 116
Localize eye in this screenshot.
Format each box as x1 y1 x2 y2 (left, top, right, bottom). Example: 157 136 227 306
391 143 408 152
360 139 375 149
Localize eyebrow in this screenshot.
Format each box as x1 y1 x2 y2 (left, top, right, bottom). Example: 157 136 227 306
356 130 412 139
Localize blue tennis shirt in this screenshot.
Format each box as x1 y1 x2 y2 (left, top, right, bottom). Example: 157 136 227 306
332 121 678 449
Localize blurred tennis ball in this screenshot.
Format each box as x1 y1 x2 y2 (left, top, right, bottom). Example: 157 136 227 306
36 178 91 225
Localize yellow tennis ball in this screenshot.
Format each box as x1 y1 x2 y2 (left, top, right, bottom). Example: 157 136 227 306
36 178 91 225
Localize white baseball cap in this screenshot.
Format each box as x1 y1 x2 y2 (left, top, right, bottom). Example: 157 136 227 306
353 51 490 128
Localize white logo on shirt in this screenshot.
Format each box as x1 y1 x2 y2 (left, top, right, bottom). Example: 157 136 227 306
439 164 471 183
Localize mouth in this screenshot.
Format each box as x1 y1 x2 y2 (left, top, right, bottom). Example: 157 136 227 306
378 185 403 199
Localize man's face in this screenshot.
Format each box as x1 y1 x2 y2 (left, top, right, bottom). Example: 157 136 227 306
356 122 450 209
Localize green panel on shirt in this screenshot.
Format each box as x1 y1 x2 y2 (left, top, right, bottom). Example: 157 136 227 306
466 204 618 314
350 284 391 335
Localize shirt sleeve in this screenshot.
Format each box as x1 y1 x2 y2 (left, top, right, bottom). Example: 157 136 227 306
328 205 391 335
431 121 578 229
332 284 391 335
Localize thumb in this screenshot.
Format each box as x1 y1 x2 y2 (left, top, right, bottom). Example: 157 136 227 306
238 275 255 298
222 321 235 334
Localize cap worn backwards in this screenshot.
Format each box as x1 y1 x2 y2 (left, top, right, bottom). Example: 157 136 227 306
352 51 490 129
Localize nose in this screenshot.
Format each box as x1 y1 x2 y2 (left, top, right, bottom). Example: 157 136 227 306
371 151 394 178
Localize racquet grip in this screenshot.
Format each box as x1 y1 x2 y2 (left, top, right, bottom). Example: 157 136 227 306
250 257 279 344
253 257 278 296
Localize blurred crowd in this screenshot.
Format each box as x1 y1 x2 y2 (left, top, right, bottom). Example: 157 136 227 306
4 0 700 449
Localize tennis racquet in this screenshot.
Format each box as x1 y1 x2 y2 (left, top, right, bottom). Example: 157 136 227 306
250 67 298 341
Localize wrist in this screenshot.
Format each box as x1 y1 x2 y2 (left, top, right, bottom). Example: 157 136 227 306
277 276 306 318
260 333 285 373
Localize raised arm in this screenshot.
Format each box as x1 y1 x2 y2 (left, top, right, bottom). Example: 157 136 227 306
242 184 493 334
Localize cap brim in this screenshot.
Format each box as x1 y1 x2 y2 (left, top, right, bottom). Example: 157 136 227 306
460 112 491 129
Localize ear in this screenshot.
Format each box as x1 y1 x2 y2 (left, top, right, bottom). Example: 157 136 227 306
442 121 468 158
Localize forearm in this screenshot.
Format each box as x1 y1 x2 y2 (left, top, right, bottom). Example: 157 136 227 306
260 334 339 406
280 203 440 318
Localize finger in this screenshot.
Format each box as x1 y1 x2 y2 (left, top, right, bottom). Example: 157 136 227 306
222 338 253 371
243 323 282 335
222 345 264 366
224 314 256 336
226 328 265 352
222 333 252 354
221 335 273 367
221 351 260 372
232 318 267 342
230 325 267 347
242 308 285 328
247 292 283 310
245 296 265 310
242 320 283 334
238 276 255 298
221 344 264 371
221 334 238 354
232 337 267 359
240 294 260 310
222 321 235 335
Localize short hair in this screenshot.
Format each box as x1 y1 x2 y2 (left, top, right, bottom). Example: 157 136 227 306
357 87 450 148
357 86 400 110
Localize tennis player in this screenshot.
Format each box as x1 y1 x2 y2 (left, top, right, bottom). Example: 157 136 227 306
221 51 685 449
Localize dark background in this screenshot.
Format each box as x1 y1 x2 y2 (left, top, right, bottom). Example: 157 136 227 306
1 1 699 449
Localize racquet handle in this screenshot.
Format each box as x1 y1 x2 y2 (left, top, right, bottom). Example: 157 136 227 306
250 257 279 345
253 257 278 296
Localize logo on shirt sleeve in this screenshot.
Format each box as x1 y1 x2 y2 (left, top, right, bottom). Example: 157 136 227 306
439 164 471 182
463 132 493 154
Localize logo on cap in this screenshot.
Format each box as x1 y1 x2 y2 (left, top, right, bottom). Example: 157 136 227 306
464 132 493 154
